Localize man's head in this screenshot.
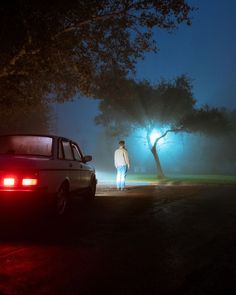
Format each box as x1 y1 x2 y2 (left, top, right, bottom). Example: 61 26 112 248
119 140 125 147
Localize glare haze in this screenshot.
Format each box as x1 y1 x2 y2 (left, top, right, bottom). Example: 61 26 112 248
55 0 236 176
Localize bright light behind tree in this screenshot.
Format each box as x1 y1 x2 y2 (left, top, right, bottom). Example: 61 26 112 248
150 129 165 146
136 128 166 148
128 128 188 175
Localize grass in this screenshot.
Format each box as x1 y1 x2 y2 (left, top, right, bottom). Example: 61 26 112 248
127 174 236 185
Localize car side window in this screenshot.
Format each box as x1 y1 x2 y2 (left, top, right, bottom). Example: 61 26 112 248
62 140 74 160
72 144 82 161
58 140 64 159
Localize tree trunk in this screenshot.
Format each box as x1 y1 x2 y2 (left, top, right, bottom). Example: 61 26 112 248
146 127 183 178
146 129 165 178
151 145 165 178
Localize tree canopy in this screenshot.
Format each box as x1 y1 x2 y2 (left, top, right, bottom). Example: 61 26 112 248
95 74 231 177
0 0 194 108
0 102 52 135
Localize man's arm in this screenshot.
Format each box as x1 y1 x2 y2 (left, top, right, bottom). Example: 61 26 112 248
114 150 118 168
124 150 130 169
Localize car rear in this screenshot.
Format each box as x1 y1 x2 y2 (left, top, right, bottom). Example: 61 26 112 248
0 135 53 211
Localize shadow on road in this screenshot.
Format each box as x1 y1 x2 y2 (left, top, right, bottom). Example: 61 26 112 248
0 200 100 245
0 191 148 246
0 184 203 245
1 185 236 295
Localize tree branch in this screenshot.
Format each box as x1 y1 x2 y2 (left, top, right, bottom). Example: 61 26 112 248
153 126 184 150
0 46 40 79
0 8 129 78
54 9 129 39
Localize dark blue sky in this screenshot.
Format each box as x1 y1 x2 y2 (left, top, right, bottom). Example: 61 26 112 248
56 0 236 146
136 0 236 109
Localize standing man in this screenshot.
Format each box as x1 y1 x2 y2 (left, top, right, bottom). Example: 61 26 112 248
114 140 130 191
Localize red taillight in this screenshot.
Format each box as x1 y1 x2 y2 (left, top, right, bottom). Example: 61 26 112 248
3 178 15 187
22 178 38 186
1 172 39 189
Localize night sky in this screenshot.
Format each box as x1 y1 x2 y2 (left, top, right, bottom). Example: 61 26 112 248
55 0 236 152
136 0 236 109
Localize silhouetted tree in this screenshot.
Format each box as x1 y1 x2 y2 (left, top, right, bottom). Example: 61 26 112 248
0 102 52 135
0 0 194 108
95 74 230 177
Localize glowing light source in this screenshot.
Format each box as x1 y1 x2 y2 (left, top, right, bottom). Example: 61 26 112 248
3 178 15 187
22 178 38 186
150 130 164 146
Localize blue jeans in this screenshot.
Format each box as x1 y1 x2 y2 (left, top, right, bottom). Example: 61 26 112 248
116 165 128 189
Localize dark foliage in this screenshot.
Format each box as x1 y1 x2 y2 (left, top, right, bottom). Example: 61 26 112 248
0 0 194 106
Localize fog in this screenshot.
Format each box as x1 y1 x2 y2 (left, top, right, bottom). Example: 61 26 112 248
92 131 236 177
53 98 236 178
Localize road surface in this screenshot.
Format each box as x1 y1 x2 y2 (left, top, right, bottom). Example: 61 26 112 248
0 184 236 294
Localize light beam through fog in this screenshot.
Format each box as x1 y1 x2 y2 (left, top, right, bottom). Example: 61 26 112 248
52 0 236 178
149 129 165 146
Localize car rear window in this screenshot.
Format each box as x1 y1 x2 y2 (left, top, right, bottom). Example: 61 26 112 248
0 135 53 157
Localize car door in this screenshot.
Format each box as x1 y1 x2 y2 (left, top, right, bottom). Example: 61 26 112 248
60 139 76 190
71 143 90 189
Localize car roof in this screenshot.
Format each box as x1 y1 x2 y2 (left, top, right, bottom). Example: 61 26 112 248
0 134 73 142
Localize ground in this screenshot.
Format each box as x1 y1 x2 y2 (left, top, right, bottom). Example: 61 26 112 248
0 184 236 294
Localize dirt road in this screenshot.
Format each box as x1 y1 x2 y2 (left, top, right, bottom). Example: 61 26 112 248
0 184 236 294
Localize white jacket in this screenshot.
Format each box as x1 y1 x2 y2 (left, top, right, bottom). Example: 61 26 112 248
114 147 130 168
